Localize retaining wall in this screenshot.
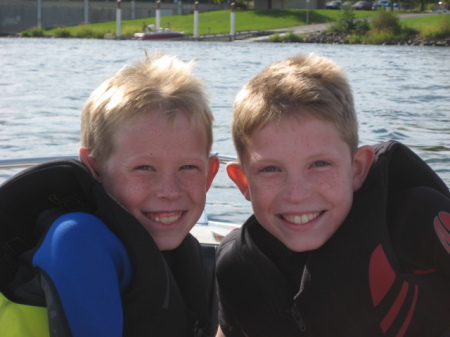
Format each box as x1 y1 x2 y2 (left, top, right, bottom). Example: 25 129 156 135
0 0 221 35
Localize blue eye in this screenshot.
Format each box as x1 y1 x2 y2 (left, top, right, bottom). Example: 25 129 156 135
261 166 278 172
181 165 197 170
137 165 152 171
313 161 329 167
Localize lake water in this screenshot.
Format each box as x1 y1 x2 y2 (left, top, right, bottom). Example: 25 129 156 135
1 38 450 225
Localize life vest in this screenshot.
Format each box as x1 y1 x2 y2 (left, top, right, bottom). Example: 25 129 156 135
216 141 450 337
0 159 212 337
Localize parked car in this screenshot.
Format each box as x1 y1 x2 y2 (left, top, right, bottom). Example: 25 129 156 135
373 0 390 9
351 1 373 9
326 1 342 9
233 1 248 9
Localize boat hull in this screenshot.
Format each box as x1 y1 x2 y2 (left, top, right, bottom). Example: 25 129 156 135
133 31 184 40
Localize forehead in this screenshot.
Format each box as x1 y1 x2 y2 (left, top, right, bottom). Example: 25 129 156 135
116 111 180 134
109 111 209 158
242 115 350 162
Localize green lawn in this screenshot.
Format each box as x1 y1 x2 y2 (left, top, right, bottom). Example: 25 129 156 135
45 9 379 37
38 9 449 39
401 12 450 29
404 13 450 39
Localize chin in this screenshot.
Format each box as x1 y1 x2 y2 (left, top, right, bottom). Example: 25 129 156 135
155 237 185 251
286 239 326 253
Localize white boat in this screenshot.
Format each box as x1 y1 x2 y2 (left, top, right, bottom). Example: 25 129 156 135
133 30 185 40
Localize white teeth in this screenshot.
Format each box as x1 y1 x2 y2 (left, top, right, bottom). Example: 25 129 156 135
153 214 181 225
283 213 320 225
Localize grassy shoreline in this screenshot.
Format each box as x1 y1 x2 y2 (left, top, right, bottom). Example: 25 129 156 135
22 9 364 38
20 9 450 45
269 10 450 45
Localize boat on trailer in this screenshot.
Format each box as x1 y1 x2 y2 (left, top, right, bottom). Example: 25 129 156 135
133 30 185 40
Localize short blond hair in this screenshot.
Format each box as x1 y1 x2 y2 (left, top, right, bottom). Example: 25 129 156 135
81 52 213 165
232 53 358 162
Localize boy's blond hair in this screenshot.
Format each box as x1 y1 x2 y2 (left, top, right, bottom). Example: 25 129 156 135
81 52 213 165
232 53 358 162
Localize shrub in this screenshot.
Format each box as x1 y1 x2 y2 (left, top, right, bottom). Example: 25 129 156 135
31 27 45 37
362 30 398 44
282 30 304 42
20 30 31 37
268 30 304 43
362 29 413 44
54 28 72 38
401 25 418 37
21 27 45 37
354 18 370 36
330 6 355 33
348 34 364 44
269 33 283 42
371 11 401 34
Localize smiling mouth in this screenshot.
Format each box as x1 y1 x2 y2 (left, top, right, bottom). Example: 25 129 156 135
281 212 322 225
148 212 183 225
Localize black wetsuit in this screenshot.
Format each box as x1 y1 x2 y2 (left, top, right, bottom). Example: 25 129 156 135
216 141 450 337
0 159 214 337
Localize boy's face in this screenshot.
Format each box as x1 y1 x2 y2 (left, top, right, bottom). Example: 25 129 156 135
81 111 219 251
227 114 373 252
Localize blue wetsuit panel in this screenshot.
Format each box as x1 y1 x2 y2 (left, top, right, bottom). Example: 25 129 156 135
32 212 133 337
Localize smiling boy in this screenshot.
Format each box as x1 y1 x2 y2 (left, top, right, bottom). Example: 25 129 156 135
80 107 216 251
229 114 367 253
0 52 219 337
215 53 450 337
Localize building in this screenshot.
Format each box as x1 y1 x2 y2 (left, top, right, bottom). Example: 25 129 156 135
252 0 324 9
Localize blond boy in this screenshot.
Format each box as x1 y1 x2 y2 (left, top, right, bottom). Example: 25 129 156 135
215 53 450 337
0 52 219 337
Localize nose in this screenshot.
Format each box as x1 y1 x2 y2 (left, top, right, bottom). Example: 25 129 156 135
155 172 183 200
283 172 312 203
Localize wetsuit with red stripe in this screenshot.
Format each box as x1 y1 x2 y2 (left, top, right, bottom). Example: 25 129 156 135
216 141 450 337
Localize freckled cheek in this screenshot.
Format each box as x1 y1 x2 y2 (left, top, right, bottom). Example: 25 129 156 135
111 177 151 205
116 188 145 209
310 171 349 191
248 180 279 205
317 180 354 208
175 175 206 198
187 181 209 200
314 180 334 192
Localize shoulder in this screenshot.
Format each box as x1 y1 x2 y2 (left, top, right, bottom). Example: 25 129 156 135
217 227 242 260
389 186 450 228
219 227 240 248
216 216 260 274
45 212 122 248
389 186 450 269
35 212 129 266
217 215 261 260
216 228 244 282
50 212 110 233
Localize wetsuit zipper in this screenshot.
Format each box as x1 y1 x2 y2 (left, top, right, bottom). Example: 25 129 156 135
289 303 311 337
193 319 201 337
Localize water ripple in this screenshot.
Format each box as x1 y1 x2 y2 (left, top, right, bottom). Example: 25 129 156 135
2 39 450 224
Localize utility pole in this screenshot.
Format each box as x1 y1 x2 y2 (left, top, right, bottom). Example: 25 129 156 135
306 0 310 24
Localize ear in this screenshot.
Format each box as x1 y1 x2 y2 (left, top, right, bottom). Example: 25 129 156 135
352 145 375 191
226 162 251 201
205 155 220 192
79 147 101 180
